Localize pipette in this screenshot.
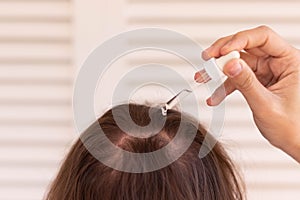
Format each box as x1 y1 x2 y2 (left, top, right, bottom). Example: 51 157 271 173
161 51 240 116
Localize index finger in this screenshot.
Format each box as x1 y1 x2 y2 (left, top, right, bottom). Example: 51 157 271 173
205 26 292 59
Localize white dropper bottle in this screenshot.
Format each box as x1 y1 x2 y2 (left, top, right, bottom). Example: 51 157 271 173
197 51 240 83
161 51 240 116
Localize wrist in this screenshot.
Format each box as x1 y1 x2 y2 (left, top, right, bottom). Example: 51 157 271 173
281 129 300 163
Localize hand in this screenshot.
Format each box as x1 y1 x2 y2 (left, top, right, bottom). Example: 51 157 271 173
194 26 300 162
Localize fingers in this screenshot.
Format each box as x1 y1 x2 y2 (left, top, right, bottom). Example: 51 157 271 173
202 35 233 60
196 52 258 84
206 79 236 106
195 54 274 106
194 69 211 83
205 26 292 58
196 52 259 106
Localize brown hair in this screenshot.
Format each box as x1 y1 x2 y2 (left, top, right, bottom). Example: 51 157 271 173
46 104 244 200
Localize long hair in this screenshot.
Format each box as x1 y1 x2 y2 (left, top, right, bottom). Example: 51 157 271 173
46 104 244 200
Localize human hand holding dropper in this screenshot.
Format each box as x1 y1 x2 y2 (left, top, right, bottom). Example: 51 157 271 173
195 26 300 162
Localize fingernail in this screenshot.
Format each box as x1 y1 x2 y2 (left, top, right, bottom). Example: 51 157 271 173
228 61 243 77
202 50 211 60
209 93 218 106
206 98 212 106
194 72 199 80
202 46 213 60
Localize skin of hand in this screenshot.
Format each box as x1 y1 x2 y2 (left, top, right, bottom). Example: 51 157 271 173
194 26 300 162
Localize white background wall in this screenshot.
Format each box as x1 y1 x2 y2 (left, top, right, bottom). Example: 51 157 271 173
0 0 299 199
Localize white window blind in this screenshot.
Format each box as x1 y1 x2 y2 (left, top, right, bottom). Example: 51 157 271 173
0 0 73 200
1 0 299 199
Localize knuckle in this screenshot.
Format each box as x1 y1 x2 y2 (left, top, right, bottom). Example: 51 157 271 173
230 35 239 43
213 36 228 45
233 31 243 39
258 25 273 34
231 32 248 47
258 25 269 30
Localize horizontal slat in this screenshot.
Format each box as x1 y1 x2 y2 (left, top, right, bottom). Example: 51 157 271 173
125 41 299 56
0 187 46 200
125 55 202 69
228 144 297 165
0 43 70 60
0 2 70 20
0 64 70 82
0 126 74 144
0 0 68 1
124 37 299 67
127 2 300 23
0 146 69 163
124 43 300 57
128 0 300 3
184 102 253 126
128 23 300 45
0 159 62 169
0 105 71 122
0 84 71 102
0 99 70 106
244 167 300 185
0 58 70 65
0 167 57 184
247 189 300 200
221 126 267 144
0 79 71 85
0 22 70 42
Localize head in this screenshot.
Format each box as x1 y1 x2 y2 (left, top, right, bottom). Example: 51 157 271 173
46 103 244 200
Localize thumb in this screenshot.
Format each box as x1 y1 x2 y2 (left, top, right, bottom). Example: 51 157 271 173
223 58 271 113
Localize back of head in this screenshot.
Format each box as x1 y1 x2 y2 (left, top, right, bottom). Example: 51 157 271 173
46 104 244 200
